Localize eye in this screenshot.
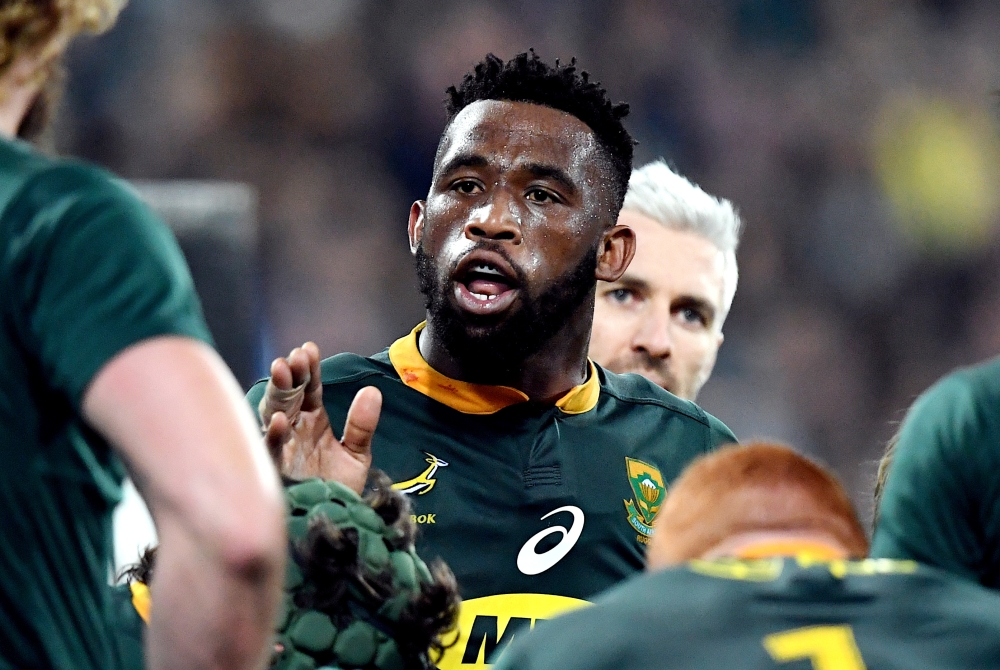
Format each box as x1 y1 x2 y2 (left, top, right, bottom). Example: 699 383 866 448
452 179 483 195
678 307 708 327
607 288 637 306
526 187 560 204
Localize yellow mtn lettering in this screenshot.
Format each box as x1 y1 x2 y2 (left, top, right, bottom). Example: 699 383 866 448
392 452 448 495
436 593 588 669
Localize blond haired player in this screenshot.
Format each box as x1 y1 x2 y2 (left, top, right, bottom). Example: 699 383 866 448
0 3 285 669
589 160 741 401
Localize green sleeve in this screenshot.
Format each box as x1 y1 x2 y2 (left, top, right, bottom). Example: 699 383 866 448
10 166 211 408
871 363 1000 586
706 412 738 449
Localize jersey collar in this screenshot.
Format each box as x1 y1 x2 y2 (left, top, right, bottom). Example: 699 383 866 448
388 323 600 416
732 539 847 561
130 582 151 624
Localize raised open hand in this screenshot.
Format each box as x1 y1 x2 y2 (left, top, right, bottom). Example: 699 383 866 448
260 342 382 494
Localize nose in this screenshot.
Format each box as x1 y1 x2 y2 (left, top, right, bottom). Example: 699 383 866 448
632 308 672 359
464 193 522 244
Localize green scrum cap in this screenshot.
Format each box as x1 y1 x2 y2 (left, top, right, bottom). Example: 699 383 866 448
271 476 450 670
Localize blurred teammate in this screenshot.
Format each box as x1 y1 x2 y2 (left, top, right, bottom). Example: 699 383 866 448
0 3 285 669
871 356 1000 586
252 52 736 668
588 160 742 401
495 443 1000 670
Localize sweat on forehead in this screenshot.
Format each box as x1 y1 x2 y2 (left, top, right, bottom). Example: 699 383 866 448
432 99 618 217
437 100 598 168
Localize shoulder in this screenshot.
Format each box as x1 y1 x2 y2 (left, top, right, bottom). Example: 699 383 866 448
319 350 397 386
597 365 737 445
913 357 1000 420
0 150 156 246
897 356 1000 462
496 567 735 670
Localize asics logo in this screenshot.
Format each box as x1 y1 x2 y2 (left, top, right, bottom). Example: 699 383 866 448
516 506 585 576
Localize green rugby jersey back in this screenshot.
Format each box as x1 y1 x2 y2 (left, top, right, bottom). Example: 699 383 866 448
0 137 209 669
871 356 1000 587
247 325 736 669
495 557 1000 670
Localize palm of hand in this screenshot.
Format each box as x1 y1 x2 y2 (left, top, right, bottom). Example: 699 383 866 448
280 407 369 494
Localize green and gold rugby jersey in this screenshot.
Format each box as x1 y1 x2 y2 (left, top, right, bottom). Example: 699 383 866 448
0 136 210 670
872 356 1000 587
247 323 736 668
494 556 1000 670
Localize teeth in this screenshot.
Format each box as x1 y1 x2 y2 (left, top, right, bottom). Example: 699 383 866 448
471 292 498 301
471 264 503 276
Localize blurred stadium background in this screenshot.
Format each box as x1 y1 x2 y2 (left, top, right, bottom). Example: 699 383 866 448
67 0 1000 526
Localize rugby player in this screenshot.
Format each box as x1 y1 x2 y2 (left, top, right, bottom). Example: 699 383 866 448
0 2 285 668
871 356 1000 586
250 52 737 668
588 160 742 401
495 443 1000 670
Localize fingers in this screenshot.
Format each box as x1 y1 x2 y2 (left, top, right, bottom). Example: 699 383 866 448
300 342 324 412
341 386 382 457
285 346 313 389
259 345 314 426
263 410 291 466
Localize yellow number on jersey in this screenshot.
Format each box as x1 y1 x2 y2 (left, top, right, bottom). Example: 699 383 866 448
763 625 867 670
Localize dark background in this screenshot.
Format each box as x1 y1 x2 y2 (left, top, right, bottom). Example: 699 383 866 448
61 0 1000 524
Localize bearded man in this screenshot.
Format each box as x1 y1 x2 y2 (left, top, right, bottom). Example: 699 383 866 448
250 52 736 668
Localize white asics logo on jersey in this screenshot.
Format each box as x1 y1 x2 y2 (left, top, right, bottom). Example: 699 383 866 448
516 506 585 575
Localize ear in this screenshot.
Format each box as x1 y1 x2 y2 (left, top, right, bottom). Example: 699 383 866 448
595 224 636 282
408 201 426 255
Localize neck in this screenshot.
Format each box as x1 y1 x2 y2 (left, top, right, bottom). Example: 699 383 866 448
0 50 55 140
419 300 595 402
0 81 38 139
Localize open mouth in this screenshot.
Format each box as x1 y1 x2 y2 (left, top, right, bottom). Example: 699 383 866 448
452 256 521 316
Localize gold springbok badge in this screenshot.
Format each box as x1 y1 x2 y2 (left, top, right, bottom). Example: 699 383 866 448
624 457 666 537
391 452 449 496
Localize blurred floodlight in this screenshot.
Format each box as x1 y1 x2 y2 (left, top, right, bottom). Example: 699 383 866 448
258 0 360 40
874 95 1000 256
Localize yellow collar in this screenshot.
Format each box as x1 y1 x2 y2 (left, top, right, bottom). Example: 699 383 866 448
130 581 151 624
388 323 600 415
733 539 847 562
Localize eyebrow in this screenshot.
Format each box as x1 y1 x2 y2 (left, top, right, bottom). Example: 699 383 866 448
523 162 578 196
610 275 650 292
437 153 489 177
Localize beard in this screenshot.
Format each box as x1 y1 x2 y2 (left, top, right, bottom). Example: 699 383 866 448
416 241 598 383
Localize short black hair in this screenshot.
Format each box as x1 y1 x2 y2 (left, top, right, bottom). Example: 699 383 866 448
445 51 634 213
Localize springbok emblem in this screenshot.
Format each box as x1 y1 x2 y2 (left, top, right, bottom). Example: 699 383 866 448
391 452 449 495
